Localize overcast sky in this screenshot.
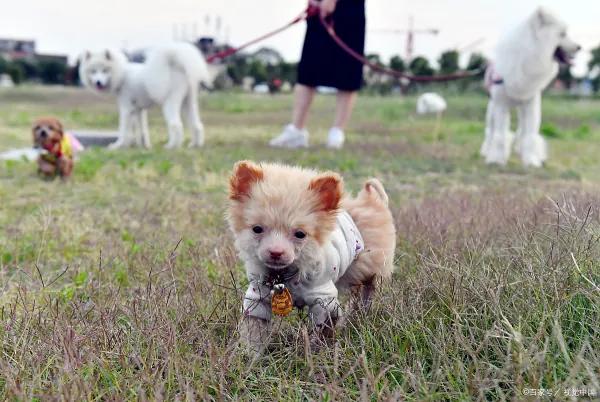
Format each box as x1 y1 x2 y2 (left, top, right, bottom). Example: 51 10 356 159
1 0 598 75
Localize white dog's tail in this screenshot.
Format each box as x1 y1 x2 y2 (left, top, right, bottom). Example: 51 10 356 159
143 42 212 102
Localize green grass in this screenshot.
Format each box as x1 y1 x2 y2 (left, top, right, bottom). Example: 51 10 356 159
1 86 599 401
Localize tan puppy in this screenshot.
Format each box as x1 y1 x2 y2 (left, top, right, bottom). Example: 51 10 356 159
32 116 74 179
226 160 396 356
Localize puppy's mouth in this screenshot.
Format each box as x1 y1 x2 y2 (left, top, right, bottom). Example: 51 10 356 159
264 261 291 270
554 47 574 66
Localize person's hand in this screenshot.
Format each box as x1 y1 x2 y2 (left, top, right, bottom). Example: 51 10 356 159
319 0 337 18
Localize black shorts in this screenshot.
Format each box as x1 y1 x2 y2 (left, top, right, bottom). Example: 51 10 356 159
296 0 366 91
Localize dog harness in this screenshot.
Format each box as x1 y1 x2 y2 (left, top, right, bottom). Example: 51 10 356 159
40 134 73 163
242 210 365 323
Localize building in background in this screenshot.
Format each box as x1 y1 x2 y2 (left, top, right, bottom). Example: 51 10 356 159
0 38 68 66
0 38 36 62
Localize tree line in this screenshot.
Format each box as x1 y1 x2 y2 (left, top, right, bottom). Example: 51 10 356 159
0 57 68 85
2 43 600 92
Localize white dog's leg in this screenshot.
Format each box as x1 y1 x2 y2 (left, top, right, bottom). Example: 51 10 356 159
185 90 205 148
533 132 548 163
515 104 548 163
480 99 494 157
109 104 134 149
162 92 186 149
484 101 511 166
519 94 543 168
128 111 143 148
138 109 152 149
513 107 523 155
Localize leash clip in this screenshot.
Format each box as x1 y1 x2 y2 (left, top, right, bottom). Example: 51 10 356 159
272 283 286 295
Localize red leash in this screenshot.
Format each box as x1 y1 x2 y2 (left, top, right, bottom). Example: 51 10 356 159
206 5 319 63
207 4 485 83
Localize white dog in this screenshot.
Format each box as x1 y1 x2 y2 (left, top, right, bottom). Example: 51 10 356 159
78 41 225 149
480 6 580 167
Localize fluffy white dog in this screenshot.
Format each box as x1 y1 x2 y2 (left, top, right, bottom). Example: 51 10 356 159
480 6 580 167
78 41 225 149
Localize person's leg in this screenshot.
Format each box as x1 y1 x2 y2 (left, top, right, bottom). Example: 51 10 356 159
269 84 315 148
333 90 357 130
327 90 357 149
291 84 316 130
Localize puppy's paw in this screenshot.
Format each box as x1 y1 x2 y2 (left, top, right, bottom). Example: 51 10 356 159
238 317 270 358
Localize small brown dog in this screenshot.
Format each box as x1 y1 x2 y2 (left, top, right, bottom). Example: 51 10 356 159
32 116 74 179
226 161 397 356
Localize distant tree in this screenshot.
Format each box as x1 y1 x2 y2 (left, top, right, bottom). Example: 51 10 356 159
38 60 67 84
466 52 488 80
366 53 384 67
0 57 7 74
588 44 600 92
466 53 487 70
409 56 434 77
13 59 38 80
71 60 81 85
389 55 405 72
278 61 297 84
226 54 250 85
251 47 283 65
6 63 24 85
438 50 460 75
247 60 267 83
557 65 573 89
588 44 600 70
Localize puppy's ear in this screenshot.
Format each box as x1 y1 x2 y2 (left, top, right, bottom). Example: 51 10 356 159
104 50 112 61
32 121 39 143
309 172 343 213
229 160 264 201
54 118 64 136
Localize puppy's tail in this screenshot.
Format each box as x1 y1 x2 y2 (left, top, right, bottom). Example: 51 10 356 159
361 178 389 206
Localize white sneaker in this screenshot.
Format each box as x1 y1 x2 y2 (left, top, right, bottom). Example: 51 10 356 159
326 127 345 149
269 124 309 149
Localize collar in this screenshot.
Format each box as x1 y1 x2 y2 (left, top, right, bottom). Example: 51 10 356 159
43 141 61 156
261 268 300 289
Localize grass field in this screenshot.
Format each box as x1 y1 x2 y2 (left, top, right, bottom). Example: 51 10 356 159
1 86 599 401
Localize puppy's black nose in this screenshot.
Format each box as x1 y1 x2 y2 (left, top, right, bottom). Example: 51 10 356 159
40 130 47 138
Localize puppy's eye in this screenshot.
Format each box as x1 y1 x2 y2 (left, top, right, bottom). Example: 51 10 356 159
252 226 264 234
294 231 306 239
48 125 54 131
33 126 40 131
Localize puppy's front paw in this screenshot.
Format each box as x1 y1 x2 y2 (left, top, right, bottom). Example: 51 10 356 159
238 317 270 358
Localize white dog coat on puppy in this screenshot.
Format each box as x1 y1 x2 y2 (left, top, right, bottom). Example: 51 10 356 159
242 210 364 325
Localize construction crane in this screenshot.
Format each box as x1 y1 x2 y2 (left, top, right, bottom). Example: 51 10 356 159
370 15 439 63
